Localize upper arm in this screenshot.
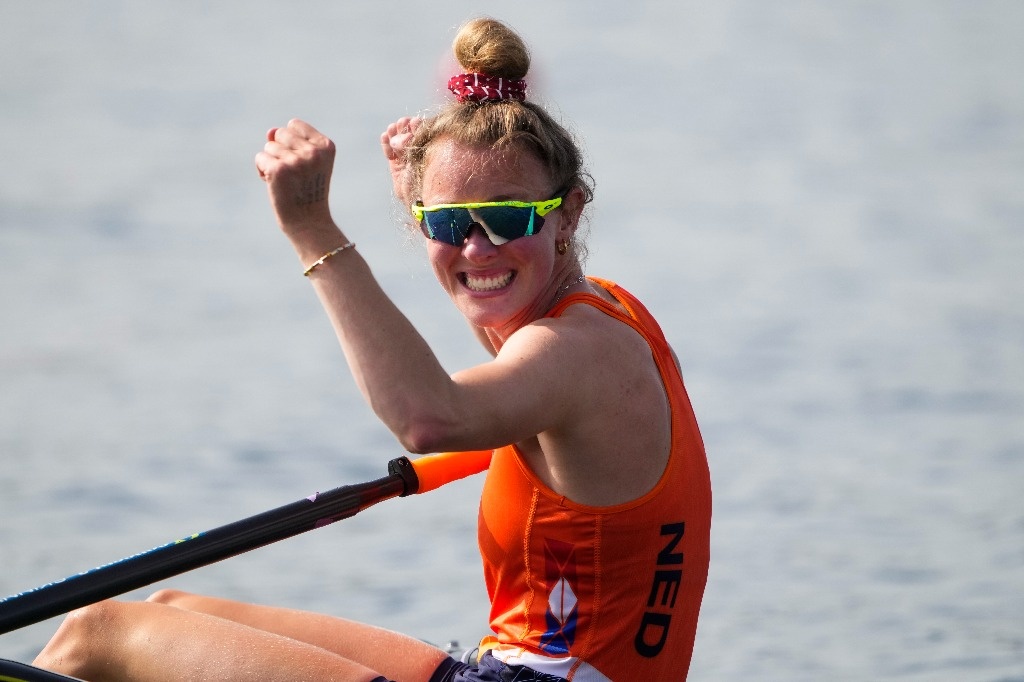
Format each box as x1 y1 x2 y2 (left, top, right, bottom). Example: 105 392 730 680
417 316 603 453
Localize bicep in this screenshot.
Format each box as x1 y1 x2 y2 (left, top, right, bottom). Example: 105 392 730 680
444 323 594 449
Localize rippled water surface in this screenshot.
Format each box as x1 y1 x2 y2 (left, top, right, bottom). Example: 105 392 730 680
1 2 1022 680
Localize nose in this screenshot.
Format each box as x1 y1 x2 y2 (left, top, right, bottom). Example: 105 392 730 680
462 223 500 258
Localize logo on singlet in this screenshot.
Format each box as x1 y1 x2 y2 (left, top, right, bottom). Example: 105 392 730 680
539 538 578 654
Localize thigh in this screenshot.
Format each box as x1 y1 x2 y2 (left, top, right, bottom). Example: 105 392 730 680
147 590 451 681
36 599 385 682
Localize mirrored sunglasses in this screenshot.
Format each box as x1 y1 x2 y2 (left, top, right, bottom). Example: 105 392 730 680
411 197 563 246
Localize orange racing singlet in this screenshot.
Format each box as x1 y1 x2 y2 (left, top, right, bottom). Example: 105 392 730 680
477 278 712 681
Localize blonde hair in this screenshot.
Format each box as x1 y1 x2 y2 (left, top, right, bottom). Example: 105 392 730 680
406 18 594 209
452 17 530 79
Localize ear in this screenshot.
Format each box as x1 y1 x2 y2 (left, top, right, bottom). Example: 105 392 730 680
559 186 587 236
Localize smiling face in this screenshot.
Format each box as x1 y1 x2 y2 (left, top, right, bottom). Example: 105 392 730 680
419 137 579 337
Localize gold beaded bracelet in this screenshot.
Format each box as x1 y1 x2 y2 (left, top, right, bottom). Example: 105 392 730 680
303 242 356 277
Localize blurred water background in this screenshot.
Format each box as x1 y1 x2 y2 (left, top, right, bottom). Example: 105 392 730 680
1 1 1022 680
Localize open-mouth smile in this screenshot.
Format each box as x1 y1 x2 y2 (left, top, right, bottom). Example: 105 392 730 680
462 271 515 292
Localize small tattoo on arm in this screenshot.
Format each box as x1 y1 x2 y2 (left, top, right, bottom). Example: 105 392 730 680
296 173 327 206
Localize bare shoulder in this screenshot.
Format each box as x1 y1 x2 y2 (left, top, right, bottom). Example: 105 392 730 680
500 292 643 367
501 295 672 506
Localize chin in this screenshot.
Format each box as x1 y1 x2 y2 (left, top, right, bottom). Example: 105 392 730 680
456 295 516 330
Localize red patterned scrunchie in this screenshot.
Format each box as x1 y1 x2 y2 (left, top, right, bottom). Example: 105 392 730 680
447 73 527 103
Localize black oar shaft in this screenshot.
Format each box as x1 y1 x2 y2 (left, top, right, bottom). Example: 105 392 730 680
0 457 418 635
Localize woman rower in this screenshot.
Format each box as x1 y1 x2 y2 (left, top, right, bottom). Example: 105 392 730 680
34 17 711 682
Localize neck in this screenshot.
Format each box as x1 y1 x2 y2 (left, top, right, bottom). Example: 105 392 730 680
484 267 588 352
552 271 587 306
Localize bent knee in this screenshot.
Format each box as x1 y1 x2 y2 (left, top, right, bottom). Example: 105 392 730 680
60 600 127 638
146 588 193 606
33 601 127 675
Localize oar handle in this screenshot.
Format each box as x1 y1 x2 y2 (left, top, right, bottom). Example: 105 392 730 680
409 450 493 494
0 450 492 636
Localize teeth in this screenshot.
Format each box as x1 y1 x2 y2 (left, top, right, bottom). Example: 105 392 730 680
465 272 513 292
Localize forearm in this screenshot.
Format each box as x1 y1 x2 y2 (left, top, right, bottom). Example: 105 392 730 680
257 119 460 451
296 227 457 451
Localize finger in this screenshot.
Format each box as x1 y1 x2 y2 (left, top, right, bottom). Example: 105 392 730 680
382 121 400 144
381 131 398 160
268 131 317 164
385 117 417 141
381 117 421 160
260 139 296 164
270 125 300 149
267 120 314 149
381 124 406 161
254 140 300 179
255 151 275 180
285 118 330 146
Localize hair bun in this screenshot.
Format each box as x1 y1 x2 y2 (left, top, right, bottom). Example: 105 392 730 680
452 18 530 81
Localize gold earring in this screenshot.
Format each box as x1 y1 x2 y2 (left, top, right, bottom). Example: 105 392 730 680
556 239 568 255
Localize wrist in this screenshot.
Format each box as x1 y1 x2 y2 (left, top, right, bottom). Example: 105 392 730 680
303 241 356 277
282 219 349 264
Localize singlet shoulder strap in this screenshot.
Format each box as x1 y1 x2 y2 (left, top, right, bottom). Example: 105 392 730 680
549 276 634 323
548 277 667 345
547 276 680 385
